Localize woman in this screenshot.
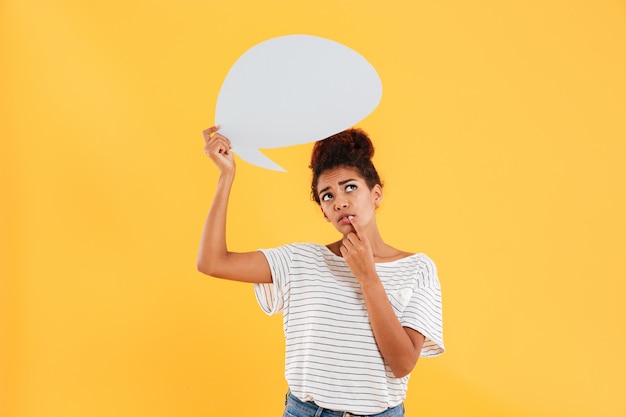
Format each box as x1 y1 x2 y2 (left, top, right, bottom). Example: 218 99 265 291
198 125 444 417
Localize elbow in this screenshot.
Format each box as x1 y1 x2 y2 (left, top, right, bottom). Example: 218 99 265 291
390 357 418 378
197 250 231 278
196 257 217 277
196 261 209 275
196 260 209 275
391 367 411 379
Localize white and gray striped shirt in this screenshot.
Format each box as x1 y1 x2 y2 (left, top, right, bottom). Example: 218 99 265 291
254 243 444 415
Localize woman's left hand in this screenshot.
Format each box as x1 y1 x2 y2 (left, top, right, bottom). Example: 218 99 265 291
341 217 422 378
340 217 378 284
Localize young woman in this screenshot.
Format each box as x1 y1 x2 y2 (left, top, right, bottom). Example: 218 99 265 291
198 125 444 417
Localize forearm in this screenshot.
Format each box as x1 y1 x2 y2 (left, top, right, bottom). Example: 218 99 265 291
360 276 420 378
196 172 235 275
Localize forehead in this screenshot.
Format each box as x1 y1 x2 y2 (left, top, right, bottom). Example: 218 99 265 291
317 166 363 190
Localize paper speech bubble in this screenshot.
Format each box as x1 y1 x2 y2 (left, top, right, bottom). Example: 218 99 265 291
214 34 382 171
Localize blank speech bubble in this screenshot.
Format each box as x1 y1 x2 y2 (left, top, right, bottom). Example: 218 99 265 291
214 34 382 171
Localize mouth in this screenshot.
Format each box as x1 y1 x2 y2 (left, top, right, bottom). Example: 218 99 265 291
337 214 354 225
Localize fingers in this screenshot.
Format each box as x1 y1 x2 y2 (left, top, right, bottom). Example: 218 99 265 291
342 218 362 248
347 216 370 247
205 136 232 158
339 244 348 258
202 125 221 142
201 125 236 173
203 125 232 155
342 216 371 257
341 232 361 255
202 125 230 146
347 215 362 235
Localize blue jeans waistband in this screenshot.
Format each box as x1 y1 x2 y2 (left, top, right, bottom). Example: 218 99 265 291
284 391 405 417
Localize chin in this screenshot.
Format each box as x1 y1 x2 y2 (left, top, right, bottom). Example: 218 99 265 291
335 224 355 234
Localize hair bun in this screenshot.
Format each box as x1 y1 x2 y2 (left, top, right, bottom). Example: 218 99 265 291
347 128 375 160
309 128 382 204
310 128 374 171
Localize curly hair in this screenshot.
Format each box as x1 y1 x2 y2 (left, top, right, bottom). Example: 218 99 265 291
309 128 382 204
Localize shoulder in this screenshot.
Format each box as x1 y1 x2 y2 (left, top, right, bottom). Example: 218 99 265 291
260 243 343 280
260 243 329 261
413 253 440 288
383 253 439 287
414 252 437 268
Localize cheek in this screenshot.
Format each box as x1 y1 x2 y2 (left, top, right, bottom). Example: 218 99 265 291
320 206 330 220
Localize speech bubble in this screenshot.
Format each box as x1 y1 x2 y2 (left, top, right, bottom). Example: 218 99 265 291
214 34 382 171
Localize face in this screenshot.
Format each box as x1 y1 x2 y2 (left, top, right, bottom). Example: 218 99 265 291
316 166 382 235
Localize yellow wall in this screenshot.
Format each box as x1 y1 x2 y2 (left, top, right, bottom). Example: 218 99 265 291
2 1 625 416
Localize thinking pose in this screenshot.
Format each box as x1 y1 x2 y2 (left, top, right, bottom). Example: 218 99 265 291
198 126 444 417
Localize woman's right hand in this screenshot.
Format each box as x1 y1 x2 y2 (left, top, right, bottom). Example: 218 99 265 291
202 125 235 175
197 125 272 284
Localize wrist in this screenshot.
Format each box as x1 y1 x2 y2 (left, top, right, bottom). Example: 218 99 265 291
357 270 381 288
218 170 236 183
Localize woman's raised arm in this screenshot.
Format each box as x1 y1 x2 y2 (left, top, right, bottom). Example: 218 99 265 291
196 126 272 283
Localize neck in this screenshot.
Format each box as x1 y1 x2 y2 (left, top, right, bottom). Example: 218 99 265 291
333 226 393 258
358 228 387 255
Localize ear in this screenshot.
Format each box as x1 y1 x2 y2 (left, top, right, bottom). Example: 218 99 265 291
372 184 383 205
321 206 330 222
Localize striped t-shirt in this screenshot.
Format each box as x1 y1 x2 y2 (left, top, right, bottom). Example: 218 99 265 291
254 243 444 415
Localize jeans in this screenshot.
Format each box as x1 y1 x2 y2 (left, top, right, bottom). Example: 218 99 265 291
283 391 405 417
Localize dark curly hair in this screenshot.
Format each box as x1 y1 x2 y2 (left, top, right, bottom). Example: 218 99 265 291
309 128 382 204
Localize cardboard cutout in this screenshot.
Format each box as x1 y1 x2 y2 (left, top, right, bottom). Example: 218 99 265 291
215 34 382 171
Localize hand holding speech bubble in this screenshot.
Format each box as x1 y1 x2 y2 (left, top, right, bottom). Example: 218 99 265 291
214 34 382 171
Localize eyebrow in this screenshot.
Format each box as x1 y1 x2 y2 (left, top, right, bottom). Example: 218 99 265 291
318 178 358 197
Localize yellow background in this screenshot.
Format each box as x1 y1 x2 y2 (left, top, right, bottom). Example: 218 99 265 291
2 1 625 416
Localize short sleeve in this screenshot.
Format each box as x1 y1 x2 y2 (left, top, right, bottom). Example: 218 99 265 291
400 255 445 357
253 245 294 315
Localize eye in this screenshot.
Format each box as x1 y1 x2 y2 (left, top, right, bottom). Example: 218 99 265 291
321 193 333 202
345 184 357 192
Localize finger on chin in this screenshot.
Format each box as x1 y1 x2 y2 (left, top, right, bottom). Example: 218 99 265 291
348 217 362 234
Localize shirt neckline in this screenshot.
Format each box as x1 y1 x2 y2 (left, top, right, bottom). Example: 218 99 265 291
314 243 422 265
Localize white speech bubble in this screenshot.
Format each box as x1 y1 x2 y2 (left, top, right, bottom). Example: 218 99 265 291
214 34 382 171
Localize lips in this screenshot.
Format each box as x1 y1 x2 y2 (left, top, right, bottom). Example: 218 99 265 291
337 214 354 225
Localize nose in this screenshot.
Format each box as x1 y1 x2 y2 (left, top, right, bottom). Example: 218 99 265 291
334 197 349 211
